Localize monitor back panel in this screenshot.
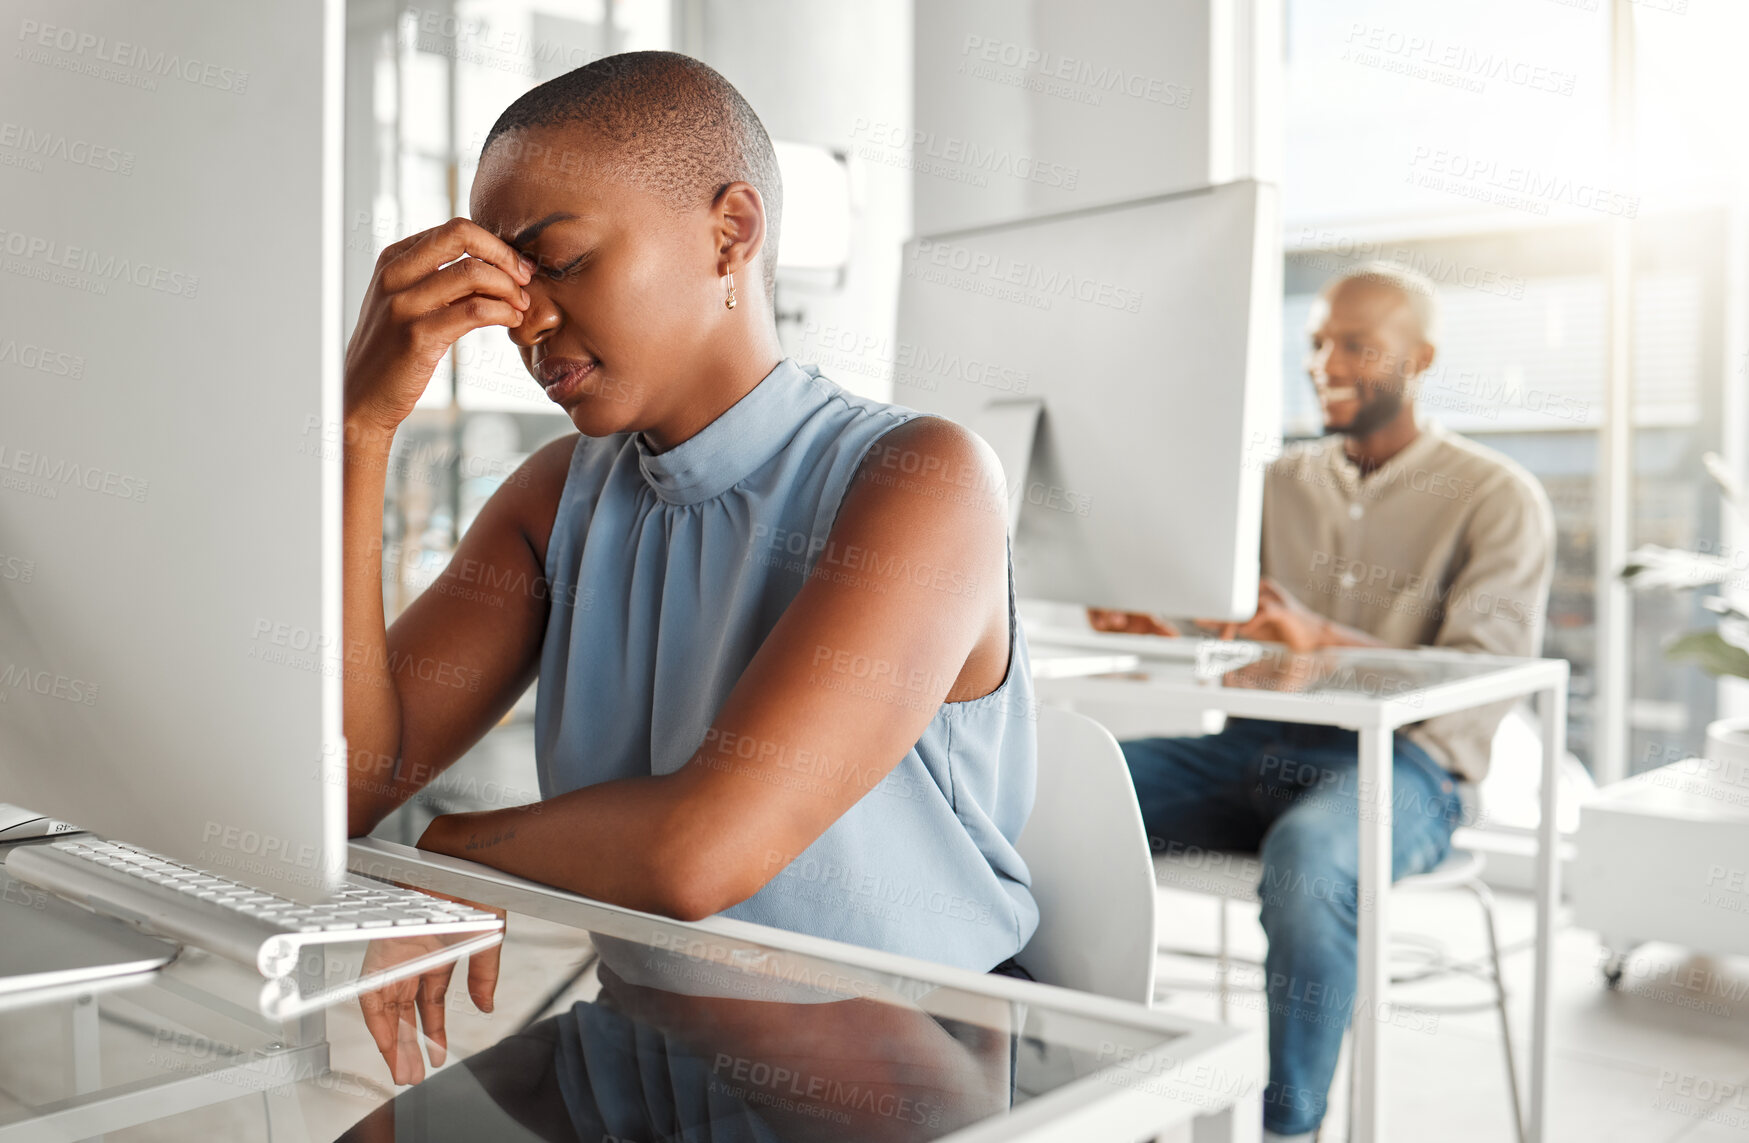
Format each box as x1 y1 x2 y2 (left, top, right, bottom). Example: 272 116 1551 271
0 0 345 900
894 180 1281 620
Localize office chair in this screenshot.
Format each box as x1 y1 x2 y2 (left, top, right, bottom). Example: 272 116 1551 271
1151 843 1523 1143
1012 705 1158 1005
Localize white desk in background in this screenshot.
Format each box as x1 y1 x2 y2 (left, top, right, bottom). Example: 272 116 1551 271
0 835 1264 1143
1026 636 1569 1143
1028 646 1143 680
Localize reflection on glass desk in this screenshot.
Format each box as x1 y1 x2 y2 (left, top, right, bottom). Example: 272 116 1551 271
1207 643 1531 697
0 856 1259 1142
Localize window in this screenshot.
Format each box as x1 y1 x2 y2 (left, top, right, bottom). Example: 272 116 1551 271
343 0 668 622
1282 0 1748 777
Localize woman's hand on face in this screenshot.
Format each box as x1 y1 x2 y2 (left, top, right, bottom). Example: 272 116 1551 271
343 216 535 436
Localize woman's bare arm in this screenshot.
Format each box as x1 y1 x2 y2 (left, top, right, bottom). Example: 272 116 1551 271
339 216 564 835
343 432 575 835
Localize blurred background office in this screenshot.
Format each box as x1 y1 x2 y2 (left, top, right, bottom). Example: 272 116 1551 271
321 1 1748 1137
340 0 1747 810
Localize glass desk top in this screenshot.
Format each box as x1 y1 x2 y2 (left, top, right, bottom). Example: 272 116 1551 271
0 849 1254 1142
1029 637 1565 726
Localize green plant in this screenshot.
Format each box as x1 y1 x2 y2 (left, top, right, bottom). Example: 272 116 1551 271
1620 452 1749 681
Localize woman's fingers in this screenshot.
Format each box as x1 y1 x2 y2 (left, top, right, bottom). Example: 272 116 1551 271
389 255 531 320
412 296 528 346
466 943 502 1014
358 983 400 1061
415 964 456 1068
378 217 532 295
392 993 425 1085
360 978 424 1084
344 217 537 431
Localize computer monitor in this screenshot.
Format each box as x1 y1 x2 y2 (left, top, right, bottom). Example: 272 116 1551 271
0 0 346 901
893 179 1281 621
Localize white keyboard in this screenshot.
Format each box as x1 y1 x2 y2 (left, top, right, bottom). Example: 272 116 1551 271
6 838 503 978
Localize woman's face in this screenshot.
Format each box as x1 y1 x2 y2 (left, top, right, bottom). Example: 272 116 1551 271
469 124 728 438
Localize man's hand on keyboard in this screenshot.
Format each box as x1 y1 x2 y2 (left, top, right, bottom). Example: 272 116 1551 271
1220 645 1322 695
1086 607 1181 637
1208 579 1329 653
357 894 505 1085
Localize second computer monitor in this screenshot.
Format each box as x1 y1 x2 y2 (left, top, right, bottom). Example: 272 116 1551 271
893 179 1281 621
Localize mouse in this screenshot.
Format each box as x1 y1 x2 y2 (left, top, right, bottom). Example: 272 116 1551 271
0 803 82 842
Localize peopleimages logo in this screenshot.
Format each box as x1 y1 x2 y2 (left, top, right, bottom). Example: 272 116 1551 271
849 118 1080 190
1406 146 1640 219
0 334 85 378
0 227 200 299
0 662 99 705
906 237 1144 314
0 444 150 502
15 19 251 94
957 35 1194 109
0 121 134 174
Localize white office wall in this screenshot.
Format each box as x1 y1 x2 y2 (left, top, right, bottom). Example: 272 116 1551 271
688 0 914 402
687 0 1281 401
912 0 1282 235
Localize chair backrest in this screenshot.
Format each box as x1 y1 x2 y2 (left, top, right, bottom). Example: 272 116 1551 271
1012 705 1157 1005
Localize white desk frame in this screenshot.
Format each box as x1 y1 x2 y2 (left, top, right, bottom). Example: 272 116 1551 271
1033 651 1569 1143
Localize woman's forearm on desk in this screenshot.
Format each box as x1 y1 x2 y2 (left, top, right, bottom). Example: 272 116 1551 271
414 771 745 921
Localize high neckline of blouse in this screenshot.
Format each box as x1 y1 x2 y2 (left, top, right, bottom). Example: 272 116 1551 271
634 357 815 505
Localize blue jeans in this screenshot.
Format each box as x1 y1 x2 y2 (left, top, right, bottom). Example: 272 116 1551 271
1122 718 1464 1137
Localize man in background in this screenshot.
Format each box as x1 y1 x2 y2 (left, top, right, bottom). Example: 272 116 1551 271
1091 262 1556 1142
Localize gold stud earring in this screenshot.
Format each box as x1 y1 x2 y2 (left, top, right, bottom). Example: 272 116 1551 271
724 272 737 310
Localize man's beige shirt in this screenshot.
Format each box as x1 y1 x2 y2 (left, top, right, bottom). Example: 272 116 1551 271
1261 418 1556 782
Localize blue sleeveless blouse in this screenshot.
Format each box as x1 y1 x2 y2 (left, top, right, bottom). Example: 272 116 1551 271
533 357 1039 971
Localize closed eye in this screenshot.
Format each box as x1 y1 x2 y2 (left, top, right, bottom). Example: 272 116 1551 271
541 254 589 282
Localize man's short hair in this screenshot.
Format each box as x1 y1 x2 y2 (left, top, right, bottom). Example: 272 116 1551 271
1323 261 1441 346
481 51 783 306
